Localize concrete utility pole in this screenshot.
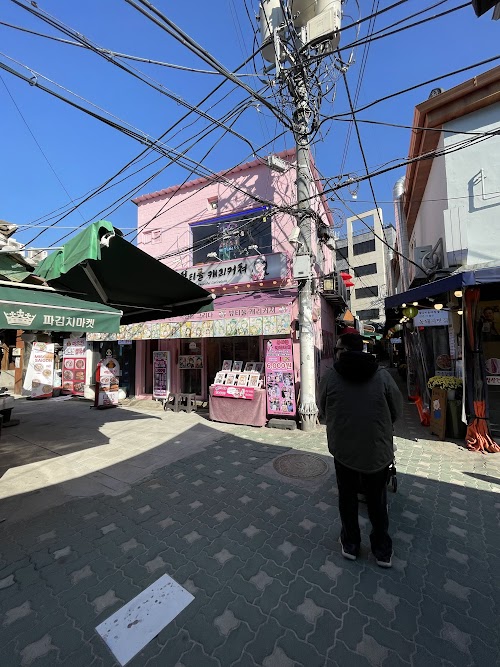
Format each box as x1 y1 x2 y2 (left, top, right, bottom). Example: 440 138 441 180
259 0 342 430
293 76 317 431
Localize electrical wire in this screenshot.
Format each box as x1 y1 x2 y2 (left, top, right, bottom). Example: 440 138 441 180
0 20 267 77
0 73 86 223
122 0 292 129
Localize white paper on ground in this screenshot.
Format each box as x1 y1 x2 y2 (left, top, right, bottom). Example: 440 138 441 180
96 574 194 666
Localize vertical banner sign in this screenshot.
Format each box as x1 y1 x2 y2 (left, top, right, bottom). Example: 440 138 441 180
95 357 120 408
153 351 170 399
265 338 296 416
62 338 87 396
24 342 55 399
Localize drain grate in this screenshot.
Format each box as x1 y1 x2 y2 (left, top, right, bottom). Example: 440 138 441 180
273 453 329 479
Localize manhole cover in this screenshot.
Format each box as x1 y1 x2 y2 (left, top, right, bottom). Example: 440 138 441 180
273 453 329 479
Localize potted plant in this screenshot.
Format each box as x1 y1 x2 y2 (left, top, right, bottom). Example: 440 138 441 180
427 376 463 400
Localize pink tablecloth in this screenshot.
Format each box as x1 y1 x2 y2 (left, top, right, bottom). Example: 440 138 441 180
209 386 267 427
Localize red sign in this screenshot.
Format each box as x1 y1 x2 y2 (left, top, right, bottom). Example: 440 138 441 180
265 338 296 416
213 384 255 400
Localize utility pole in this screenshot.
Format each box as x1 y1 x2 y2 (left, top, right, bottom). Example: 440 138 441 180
293 76 317 431
259 0 342 430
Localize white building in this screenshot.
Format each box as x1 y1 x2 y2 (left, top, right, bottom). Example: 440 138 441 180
392 65 500 292
335 208 396 327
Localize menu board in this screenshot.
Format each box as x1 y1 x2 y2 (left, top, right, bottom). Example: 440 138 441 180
430 388 447 440
25 342 55 399
265 338 296 416
96 357 120 408
62 338 87 396
153 351 170 399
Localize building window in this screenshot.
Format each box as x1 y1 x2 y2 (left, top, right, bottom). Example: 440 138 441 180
336 246 348 262
191 209 271 264
357 308 379 321
142 230 151 244
354 263 377 277
353 239 376 256
355 286 378 299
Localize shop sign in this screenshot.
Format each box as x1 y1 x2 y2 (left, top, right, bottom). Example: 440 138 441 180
87 312 291 342
96 357 120 408
213 385 255 400
118 340 133 345
390 338 402 344
24 342 55 399
430 387 447 440
153 351 169 399
487 375 500 385
62 338 87 396
265 338 296 416
414 309 450 327
179 253 288 288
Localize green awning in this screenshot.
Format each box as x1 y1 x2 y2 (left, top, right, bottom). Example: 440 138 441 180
0 283 121 332
34 221 214 324
0 254 34 282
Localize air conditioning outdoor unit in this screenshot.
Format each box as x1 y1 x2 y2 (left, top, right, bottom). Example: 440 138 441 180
409 245 432 283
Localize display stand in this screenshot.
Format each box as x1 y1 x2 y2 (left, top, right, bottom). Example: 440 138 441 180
209 386 267 427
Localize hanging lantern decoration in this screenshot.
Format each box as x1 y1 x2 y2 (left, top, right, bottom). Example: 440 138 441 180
340 272 352 280
394 323 403 332
344 281 355 287
402 306 418 319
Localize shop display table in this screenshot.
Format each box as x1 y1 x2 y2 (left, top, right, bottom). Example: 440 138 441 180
209 386 267 427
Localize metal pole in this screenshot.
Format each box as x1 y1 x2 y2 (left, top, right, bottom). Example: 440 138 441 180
294 76 318 431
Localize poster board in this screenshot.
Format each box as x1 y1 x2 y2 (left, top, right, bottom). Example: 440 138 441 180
153 351 170 399
430 388 447 440
479 300 500 385
24 342 55 399
265 338 296 416
62 338 87 396
95 357 120 408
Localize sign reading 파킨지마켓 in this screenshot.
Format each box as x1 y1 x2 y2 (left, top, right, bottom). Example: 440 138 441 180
265 338 296 416
96 357 120 408
24 342 55 399
153 351 170 399
62 338 87 396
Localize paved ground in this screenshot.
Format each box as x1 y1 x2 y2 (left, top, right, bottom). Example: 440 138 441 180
1 389 500 666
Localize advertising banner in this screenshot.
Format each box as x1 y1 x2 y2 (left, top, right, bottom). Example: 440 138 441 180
24 342 55 399
213 385 255 400
96 357 120 408
153 351 170 399
62 338 87 396
265 338 296 416
479 300 500 385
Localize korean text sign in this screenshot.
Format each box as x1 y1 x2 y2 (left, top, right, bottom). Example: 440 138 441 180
153 351 169 399
265 338 296 416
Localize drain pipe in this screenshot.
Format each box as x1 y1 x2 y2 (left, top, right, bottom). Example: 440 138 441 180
393 177 410 292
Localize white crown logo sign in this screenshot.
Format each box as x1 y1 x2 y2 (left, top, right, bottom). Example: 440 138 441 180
4 309 36 326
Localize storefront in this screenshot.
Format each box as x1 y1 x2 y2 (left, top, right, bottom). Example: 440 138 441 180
385 267 500 451
88 287 340 426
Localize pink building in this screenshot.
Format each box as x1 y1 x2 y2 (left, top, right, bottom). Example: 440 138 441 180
91 150 347 410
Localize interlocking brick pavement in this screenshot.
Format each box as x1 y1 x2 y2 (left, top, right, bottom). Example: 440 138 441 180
1 390 500 666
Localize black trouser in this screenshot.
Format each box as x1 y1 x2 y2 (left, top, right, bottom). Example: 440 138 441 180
334 459 392 559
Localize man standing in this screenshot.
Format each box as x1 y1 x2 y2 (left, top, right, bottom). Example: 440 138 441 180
319 333 403 567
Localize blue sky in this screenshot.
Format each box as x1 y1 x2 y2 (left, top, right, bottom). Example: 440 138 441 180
1 1 498 250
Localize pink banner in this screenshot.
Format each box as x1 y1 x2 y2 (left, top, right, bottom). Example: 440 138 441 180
265 338 296 416
212 384 255 400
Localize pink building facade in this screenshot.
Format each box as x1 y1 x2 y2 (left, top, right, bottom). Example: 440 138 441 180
91 149 347 406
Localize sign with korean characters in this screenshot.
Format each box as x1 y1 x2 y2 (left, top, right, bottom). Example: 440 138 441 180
62 338 87 396
95 357 120 408
213 385 255 400
179 252 288 288
24 342 55 399
265 338 296 416
414 309 450 327
153 351 170 399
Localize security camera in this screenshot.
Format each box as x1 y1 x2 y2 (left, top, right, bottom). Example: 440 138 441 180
288 226 301 246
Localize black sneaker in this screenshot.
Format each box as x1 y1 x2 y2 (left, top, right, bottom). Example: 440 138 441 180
339 537 358 561
375 552 393 568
